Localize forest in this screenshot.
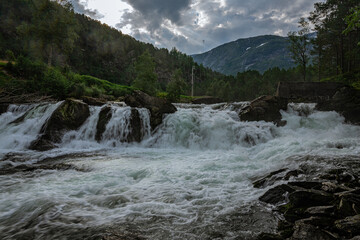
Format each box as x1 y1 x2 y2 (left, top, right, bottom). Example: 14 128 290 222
0 0 359 102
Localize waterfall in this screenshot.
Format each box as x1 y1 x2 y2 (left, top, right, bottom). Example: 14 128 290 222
0 102 62 153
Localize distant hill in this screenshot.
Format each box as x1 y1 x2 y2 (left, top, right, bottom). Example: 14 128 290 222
192 35 299 75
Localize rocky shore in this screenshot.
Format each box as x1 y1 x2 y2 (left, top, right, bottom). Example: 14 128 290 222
254 156 360 240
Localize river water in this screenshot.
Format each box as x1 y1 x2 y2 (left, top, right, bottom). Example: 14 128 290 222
0 102 360 239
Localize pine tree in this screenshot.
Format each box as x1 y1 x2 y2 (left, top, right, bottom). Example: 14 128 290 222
132 50 159 95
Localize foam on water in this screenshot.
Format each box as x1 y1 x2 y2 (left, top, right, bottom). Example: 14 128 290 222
0 102 360 239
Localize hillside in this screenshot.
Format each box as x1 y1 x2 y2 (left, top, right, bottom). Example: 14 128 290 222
0 0 221 94
192 35 296 75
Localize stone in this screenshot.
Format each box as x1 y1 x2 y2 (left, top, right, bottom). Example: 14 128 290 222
295 216 334 228
335 215 360 236
322 182 351 193
30 99 90 151
316 86 360 125
192 97 223 104
284 170 304 180
256 232 282 240
288 189 333 208
127 109 143 142
305 206 336 218
336 192 360 217
290 223 338 240
259 184 296 205
276 81 344 102
124 90 177 130
240 95 288 126
288 181 323 190
82 96 107 106
0 103 9 115
95 105 112 142
253 168 288 188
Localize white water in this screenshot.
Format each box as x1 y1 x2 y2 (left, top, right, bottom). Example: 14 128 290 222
0 102 360 239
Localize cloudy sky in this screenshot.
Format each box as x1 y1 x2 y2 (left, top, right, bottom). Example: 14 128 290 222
69 0 323 55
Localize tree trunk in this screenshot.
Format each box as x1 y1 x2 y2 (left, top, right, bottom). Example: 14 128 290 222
48 44 53 67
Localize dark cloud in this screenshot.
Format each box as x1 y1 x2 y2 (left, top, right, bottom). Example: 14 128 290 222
72 0 324 54
68 0 104 19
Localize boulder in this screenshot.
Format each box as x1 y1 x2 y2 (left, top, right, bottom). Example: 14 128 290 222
240 95 288 126
288 189 333 208
30 99 90 151
95 105 112 142
95 106 145 143
253 168 288 188
192 97 223 104
305 206 336 218
124 90 177 130
127 109 143 143
335 215 360 236
0 103 9 115
259 184 296 205
316 86 360 125
290 223 338 240
276 81 344 102
82 96 107 106
288 181 323 190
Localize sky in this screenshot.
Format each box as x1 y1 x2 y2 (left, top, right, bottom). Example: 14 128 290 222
69 0 323 55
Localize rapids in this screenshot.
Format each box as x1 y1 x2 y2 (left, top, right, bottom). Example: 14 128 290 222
0 102 360 239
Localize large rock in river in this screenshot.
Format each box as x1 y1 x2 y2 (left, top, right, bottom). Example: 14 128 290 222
316 86 360 125
95 105 144 143
30 99 90 151
240 95 288 126
124 90 177 130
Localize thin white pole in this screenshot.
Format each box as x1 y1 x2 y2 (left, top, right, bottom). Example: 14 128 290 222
191 66 195 97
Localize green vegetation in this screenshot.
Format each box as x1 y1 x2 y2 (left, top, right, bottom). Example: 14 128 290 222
288 18 311 81
0 56 133 100
132 50 159 95
0 0 359 103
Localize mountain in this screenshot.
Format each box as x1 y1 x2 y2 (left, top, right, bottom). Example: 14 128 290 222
192 35 296 75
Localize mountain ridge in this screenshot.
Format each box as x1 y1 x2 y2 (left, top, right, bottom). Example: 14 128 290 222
192 35 296 75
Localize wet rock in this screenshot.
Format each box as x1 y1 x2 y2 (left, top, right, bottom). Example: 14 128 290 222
284 169 304 180
82 96 107 106
0 103 9 115
316 86 360 125
322 182 351 193
289 189 333 208
256 232 282 240
259 184 296 204
240 95 288 126
277 220 294 238
0 163 81 175
295 216 334 228
253 168 288 188
192 97 223 104
124 90 177 130
288 181 323 190
305 206 336 218
127 109 143 142
276 81 344 102
95 105 112 142
290 223 338 240
30 99 90 151
336 191 360 217
335 215 360 236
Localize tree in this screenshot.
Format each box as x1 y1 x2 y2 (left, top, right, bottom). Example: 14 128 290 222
343 6 360 46
132 50 159 95
309 0 360 76
32 0 78 66
166 69 187 102
288 18 311 81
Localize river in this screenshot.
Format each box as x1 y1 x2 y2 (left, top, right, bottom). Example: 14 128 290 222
0 102 359 239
